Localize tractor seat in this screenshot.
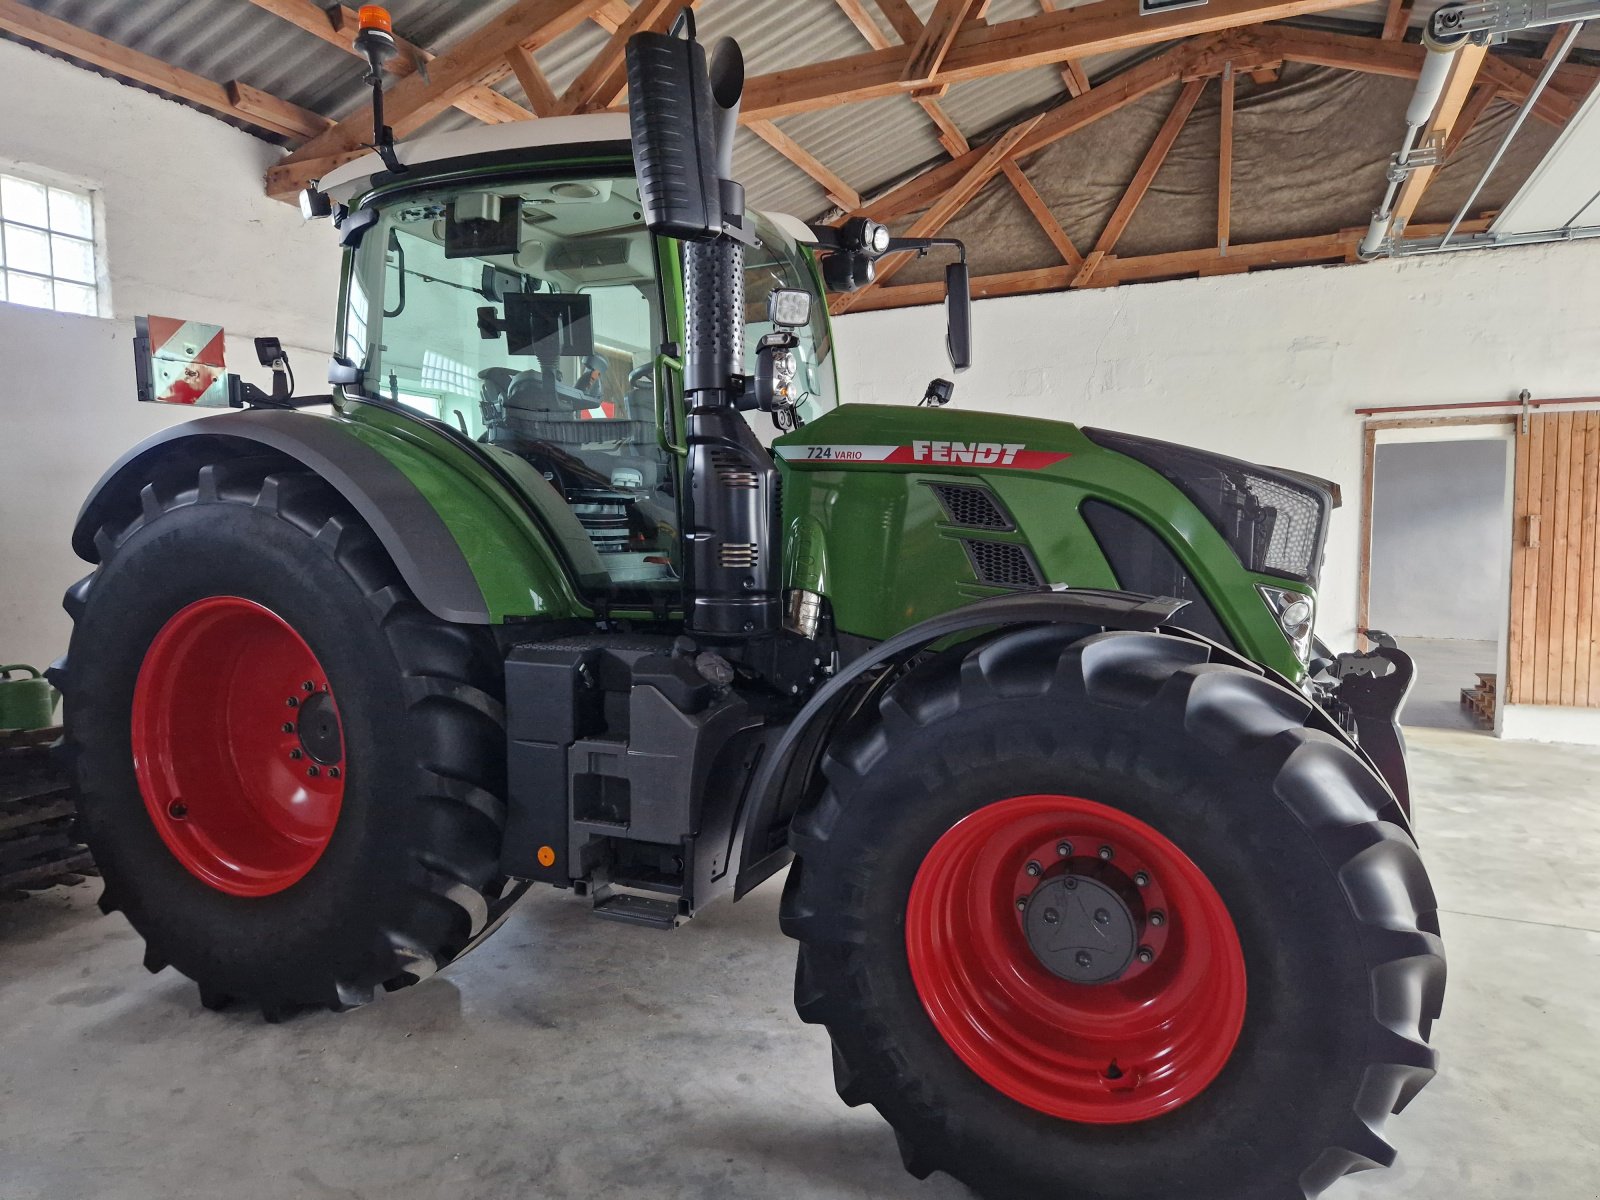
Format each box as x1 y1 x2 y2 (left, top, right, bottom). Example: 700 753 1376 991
480 367 654 449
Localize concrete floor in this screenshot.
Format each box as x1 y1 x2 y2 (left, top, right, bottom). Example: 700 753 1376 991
1398 638 1499 734
3 727 1599 1200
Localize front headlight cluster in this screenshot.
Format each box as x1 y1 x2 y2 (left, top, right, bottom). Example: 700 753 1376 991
1257 585 1315 663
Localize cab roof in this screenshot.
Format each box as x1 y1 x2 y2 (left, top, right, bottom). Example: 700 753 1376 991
318 113 632 201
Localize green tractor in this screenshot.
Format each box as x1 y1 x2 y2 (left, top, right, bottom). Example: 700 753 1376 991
55 12 1441 1200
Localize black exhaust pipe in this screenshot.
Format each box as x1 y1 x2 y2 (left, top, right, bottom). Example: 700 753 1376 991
627 19 780 642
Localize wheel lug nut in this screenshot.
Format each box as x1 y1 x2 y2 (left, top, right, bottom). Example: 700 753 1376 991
167 801 187 819
1134 871 1150 888
328 767 341 779
281 722 295 734
286 697 298 708
1016 896 1028 910
1098 845 1114 861
1137 946 1155 964
302 681 315 692
1025 860 1042 877
1075 951 1092 967
307 766 319 778
1056 841 1072 857
1149 910 1166 926
289 749 303 760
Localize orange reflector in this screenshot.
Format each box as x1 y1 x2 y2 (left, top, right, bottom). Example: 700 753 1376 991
537 845 557 868
357 5 392 33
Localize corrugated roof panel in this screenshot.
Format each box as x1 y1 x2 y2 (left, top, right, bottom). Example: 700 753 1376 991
769 94 948 203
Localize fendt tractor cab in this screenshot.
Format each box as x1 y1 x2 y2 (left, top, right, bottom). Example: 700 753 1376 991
56 9 1442 1199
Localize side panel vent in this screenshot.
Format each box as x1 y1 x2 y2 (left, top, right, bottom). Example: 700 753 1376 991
961 539 1043 589
720 542 758 569
713 450 760 490
930 483 1014 531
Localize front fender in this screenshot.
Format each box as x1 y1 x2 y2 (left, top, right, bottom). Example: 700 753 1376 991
73 407 589 625
732 589 1192 897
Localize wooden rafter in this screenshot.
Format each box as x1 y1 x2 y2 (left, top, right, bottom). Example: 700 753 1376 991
1258 24 1596 105
849 36 1224 226
506 45 560 117
1388 42 1488 235
244 0 533 124
590 1 635 33
1380 0 1414 40
833 115 1045 312
1218 62 1235 254
835 0 893 50
740 0 1367 121
556 0 680 114
1445 82 1499 158
873 0 927 45
1073 77 1207 286
270 0 610 195
1002 161 1083 266
1036 0 1092 95
748 120 862 210
841 218 1497 310
903 0 982 83
0 0 328 141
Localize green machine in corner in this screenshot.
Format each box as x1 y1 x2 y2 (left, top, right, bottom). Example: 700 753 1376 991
53 8 1440 1200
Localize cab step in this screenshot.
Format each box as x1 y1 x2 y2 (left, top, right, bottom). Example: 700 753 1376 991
593 891 680 929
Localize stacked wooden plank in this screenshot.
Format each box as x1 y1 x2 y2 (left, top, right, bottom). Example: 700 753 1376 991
0 728 92 893
1460 673 1497 729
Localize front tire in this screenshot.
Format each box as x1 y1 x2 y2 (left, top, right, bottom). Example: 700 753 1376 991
62 455 510 1018
781 626 1444 1200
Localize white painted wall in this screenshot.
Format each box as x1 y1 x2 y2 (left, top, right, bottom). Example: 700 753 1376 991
0 38 341 673
834 238 1600 652
1368 439 1511 641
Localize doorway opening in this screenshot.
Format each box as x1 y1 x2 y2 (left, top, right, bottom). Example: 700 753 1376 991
1367 436 1512 733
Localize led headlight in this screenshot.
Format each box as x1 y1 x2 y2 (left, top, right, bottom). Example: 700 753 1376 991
1257 584 1315 663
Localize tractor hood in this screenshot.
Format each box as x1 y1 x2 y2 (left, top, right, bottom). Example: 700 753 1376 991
772 403 1329 682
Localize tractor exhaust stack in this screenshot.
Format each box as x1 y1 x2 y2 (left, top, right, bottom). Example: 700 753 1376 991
627 14 781 642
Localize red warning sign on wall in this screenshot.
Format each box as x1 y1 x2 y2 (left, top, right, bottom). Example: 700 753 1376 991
134 315 228 407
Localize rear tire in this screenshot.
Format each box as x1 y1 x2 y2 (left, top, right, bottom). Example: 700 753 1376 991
61 455 510 1018
781 626 1444 1200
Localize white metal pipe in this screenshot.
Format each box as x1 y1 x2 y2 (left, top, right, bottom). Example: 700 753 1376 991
1359 46 1461 257
1437 20 1585 248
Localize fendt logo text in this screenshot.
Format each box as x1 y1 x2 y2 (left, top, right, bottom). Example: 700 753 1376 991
912 440 1027 465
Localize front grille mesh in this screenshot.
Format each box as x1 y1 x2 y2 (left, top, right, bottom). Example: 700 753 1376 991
931 483 1014 530
962 539 1042 589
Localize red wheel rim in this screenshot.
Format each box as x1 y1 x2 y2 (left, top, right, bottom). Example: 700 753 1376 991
131 597 345 897
905 794 1246 1124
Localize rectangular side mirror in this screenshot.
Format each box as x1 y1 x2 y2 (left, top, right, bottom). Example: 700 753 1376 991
626 31 722 240
945 261 972 372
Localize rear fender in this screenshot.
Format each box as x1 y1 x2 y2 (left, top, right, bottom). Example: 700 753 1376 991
72 408 589 625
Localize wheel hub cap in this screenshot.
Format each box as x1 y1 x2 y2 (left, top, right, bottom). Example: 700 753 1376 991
1023 873 1138 984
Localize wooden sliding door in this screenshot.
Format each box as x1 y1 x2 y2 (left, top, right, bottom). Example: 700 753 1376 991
1508 410 1600 706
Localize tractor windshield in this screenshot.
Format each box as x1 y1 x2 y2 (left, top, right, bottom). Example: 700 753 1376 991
343 173 681 591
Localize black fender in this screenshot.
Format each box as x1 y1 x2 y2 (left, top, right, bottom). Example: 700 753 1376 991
732 588 1408 898
732 590 1190 897
72 409 490 624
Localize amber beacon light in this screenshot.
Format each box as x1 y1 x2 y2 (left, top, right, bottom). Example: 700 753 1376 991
357 5 393 34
